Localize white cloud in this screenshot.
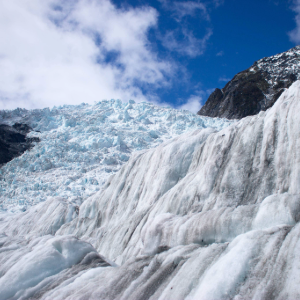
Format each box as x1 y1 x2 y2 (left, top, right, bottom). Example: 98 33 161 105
162 28 212 57
178 95 202 113
289 0 300 43
216 50 224 56
0 0 173 110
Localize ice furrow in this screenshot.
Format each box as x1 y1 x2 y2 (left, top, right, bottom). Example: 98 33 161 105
1 82 300 299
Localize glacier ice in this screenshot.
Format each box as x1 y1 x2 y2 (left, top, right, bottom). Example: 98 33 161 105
0 100 232 212
1 82 300 299
0 197 79 237
0 234 112 300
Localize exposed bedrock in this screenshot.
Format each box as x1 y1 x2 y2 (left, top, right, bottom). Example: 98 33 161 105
0 123 39 166
198 46 300 119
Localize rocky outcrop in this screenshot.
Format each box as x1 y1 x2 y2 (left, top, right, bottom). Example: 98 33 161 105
198 46 300 119
0 123 40 166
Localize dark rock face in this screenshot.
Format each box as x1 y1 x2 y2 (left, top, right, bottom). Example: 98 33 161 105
0 123 40 165
198 46 300 119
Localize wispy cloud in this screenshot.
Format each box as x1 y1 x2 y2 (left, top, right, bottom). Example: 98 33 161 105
171 1 209 21
216 50 224 56
0 0 173 110
219 76 231 82
158 0 214 58
213 0 224 7
162 28 212 57
289 0 300 43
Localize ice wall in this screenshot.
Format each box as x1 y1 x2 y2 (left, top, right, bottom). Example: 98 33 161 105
1 82 300 299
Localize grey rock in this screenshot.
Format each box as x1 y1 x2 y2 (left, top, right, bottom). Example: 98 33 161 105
198 46 300 119
0 123 40 166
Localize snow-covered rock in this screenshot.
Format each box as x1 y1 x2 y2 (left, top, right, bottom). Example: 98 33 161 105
198 46 300 119
0 100 232 213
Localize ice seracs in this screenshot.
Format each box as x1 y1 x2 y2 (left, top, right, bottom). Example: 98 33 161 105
0 100 232 212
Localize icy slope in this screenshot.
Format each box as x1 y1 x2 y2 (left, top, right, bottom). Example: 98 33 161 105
0 234 113 300
1 82 300 299
57 81 300 262
0 100 232 212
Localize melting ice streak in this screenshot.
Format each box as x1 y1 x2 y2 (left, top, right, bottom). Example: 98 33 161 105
1 81 300 299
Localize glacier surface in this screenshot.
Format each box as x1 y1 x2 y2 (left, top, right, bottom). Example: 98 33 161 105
1 82 300 299
0 100 232 212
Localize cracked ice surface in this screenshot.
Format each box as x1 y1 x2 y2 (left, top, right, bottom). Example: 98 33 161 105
0 100 233 212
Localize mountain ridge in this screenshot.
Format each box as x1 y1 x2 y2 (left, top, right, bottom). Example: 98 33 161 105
198 46 300 119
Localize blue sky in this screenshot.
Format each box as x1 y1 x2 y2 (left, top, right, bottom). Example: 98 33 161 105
115 0 297 110
0 0 299 112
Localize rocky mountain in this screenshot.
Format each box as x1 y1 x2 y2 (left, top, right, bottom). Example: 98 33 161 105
0 123 39 166
198 46 300 119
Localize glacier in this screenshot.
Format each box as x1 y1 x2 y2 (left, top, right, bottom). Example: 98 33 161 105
1 81 300 299
0 100 232 212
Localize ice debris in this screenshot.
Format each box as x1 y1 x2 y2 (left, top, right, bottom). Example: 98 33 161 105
0 100 233 212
